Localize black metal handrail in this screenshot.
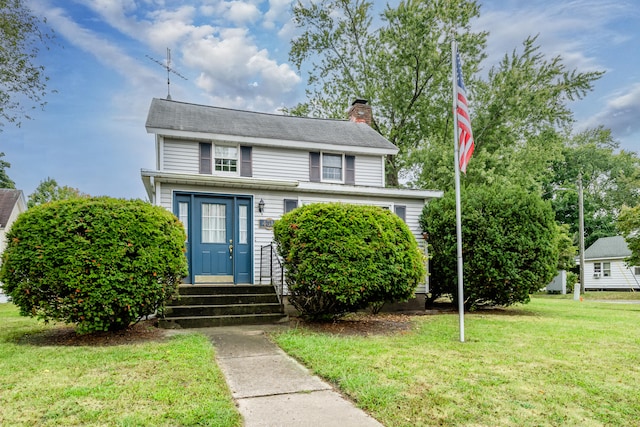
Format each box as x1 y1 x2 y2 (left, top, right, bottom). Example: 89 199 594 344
260 243 284 305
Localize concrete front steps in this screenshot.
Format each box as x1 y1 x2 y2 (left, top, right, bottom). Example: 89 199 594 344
159 284 288 328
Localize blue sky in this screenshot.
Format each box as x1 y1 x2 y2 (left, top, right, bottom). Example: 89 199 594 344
3 0 639 200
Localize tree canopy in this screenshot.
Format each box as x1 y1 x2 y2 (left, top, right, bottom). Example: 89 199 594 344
0 0 53 129
618 206 640 267
289 0 639 251
0 152 15 188
27 177 87 208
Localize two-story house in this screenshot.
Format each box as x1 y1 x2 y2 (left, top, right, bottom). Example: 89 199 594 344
141 98 442 318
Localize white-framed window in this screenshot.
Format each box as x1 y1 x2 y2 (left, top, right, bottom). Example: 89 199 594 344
603 262 611 277
635 266 640 276
594 262 601 276
593 262 611 277
309 152 355 183
215 145 238 172
322 153 342 181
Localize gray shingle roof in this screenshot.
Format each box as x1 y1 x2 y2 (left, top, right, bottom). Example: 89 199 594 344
584 236 631 260
0 189 21 228
145 98 398 153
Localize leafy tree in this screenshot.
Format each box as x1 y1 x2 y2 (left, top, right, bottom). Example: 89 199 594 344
543 127 640 248
289 1 602 192
0 0 53 129
420 185 559 310
618 205 640 267
288 0 486 186
414 36 602 191
27 177 86 208
273 203 424 320
0 152 15 188
0 197 188 334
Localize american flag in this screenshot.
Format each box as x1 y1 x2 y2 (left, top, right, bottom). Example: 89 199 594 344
456 50 474 173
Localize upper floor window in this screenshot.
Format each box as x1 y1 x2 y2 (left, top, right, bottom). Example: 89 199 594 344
323 154 342 180
215 145 238 172
199 143 251 176
310 152 355 184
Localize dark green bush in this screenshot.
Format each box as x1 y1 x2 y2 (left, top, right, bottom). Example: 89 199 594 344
0 197 188 334
273 203 425 320
420 185 559 310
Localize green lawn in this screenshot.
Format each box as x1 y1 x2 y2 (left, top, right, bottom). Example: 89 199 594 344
273 297 640 426
540 290 640 300
0 303 241 427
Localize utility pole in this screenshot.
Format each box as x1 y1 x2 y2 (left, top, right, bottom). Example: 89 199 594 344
578 172 586 297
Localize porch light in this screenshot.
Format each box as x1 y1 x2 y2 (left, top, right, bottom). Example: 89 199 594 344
258 198 265 214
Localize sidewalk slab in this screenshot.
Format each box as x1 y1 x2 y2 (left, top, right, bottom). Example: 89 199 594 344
218 352 331 398
238 390 383 427
202 325 384 427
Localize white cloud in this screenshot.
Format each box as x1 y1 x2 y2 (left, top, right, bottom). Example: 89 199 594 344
264 0 292 30
475 0 631 74
183 27 300 108
581 83 640 138
38 6 159 88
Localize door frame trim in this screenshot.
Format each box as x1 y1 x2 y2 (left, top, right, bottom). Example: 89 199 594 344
173 191 254 284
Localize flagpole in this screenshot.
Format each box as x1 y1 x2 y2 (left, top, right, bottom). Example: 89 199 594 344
451 37 465 343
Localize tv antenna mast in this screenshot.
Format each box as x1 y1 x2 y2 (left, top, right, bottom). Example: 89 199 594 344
146 48 187 100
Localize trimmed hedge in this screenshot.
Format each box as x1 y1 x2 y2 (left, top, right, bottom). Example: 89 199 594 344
273 203 425 320
419 185 559 309
0 197 188 334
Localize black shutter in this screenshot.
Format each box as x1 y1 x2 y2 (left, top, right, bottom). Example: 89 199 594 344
345 155 355 184
240 146 252 177
199 142 212 174
284 199 298 213
309 152 321 182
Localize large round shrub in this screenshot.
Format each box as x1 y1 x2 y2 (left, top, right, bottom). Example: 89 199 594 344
0 197 188 333
419 185 560 310
273 203 425 320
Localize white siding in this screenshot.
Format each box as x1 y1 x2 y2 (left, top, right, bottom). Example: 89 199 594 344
253 146 308 180
163 139 199 173
159 141 387 188
355 155 384 186
158 182 429 293
584 259 640 290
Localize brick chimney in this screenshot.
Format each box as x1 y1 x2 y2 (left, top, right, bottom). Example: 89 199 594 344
348 99 372 125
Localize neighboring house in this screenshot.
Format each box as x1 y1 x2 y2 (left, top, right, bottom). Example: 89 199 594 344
0 189 27 302
582 236 640 291
0 188 26 258
141 98 442 292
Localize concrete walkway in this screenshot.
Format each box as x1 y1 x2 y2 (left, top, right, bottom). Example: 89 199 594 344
202 325 383 427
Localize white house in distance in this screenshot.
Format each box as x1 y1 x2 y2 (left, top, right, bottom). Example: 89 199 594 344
141 98 442 291
0 189 27 303
0 189 26 258
582 236 639 291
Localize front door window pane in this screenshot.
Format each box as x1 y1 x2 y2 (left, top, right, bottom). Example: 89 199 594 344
239 205 248 244
179 202 189 240
202 203 226 243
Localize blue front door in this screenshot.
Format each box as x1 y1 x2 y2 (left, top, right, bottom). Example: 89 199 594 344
175 193 253 284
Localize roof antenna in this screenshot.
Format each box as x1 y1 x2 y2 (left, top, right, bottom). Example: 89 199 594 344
146 48 187 100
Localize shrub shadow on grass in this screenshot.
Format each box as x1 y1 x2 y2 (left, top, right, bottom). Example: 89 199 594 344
10 319 168 347
470 306 541 317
